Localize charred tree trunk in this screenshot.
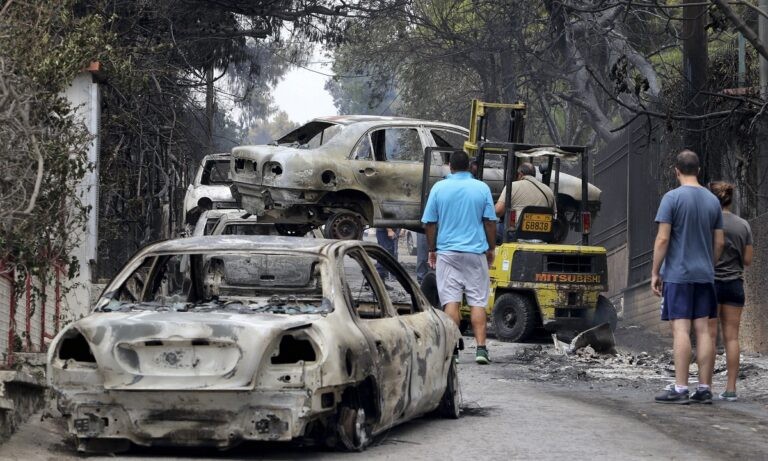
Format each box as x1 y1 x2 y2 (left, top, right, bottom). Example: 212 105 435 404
682 0 712 181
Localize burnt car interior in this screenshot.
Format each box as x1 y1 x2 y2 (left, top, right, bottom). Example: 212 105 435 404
353 128 423 162
220 223 278 236
201 159 231 185
102 253 330 315
275 121 342 148
342 248 421 318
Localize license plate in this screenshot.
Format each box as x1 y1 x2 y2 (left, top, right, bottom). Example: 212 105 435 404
521 213 552 232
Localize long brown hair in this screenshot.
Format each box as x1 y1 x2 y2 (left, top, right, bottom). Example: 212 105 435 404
709 181 734 207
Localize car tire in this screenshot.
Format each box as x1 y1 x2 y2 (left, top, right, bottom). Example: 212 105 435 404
437 360 460 419
593 295 618 331
406 232 416 255
324 212 364 240
337 405 371 451
420 271 441 309
491 292 538 342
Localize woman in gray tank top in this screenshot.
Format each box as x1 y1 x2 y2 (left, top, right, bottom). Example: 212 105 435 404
708 182 753 401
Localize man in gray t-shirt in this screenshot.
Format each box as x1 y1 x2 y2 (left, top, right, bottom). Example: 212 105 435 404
652 150 724 405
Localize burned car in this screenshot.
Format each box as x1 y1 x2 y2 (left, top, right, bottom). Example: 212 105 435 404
183 153 238 224
230 116 601 239
47 236 461 453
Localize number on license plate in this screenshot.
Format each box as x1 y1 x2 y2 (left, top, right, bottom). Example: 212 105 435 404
521 214 552 232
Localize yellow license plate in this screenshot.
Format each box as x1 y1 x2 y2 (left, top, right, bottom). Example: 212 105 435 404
521 214 552 232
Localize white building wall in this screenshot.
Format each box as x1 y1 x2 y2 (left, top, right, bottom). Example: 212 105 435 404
61 71 101 321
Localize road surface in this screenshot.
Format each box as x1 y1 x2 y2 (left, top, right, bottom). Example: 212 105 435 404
3 337 767 461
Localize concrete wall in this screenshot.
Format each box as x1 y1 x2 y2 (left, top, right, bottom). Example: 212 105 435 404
622 212 768 353
743 213 768 353
623 283 665 335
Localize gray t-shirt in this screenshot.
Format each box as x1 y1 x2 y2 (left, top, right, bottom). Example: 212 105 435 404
715 212 753 281
655 185 723 284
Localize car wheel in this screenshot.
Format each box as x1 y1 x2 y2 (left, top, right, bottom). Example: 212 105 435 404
337 405 371 451
437 360 460 419
593 295 618 331
491 292 538 342
275 223 313 236
420 271 441 309
406 232 416 255
324 212 364 240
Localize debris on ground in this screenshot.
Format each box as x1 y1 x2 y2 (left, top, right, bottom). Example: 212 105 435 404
568 323 617 354
494 326 768 402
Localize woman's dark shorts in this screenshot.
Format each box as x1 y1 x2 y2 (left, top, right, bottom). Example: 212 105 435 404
714 279 745 307
661 282 718 320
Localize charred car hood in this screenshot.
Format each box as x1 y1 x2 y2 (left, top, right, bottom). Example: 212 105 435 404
70 311 318 391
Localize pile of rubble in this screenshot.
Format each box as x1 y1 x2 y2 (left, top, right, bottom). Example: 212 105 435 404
495 335 768 401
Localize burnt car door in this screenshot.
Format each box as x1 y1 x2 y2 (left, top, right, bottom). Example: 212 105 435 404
362 246 447 418
349 126 440 226
340 248 414 428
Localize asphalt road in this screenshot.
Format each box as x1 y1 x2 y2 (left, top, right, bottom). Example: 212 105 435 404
5 337 766 461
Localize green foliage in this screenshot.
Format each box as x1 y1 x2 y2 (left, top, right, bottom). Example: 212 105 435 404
0 1 110 283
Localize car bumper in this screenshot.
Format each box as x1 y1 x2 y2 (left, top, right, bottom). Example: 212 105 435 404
57 388 326 448
233 181 325 215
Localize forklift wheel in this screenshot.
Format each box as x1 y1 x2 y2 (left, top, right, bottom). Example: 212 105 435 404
593 295 618 331
492 293 537 342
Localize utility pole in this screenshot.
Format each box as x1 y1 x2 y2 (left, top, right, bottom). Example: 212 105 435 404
682 0 710 181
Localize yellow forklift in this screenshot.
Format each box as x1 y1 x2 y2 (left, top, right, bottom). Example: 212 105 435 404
421 100 617 342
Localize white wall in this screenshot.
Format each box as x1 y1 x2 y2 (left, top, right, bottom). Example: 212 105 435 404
60 71 101 321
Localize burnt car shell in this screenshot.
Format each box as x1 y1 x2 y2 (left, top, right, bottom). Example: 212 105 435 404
47 236 460 452
230 116 601 234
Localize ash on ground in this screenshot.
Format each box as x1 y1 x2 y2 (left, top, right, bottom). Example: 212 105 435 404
490 326 768 402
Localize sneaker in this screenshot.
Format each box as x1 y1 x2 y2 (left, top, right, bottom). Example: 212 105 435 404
690 388 713 404
654 385 690 404
719 390 738 401
475 347 490 365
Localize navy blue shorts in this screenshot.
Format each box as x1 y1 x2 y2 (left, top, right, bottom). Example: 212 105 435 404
661 282 718 321
714 279 745 307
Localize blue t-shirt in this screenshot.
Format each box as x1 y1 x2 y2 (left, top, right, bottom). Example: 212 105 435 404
421 171 497 254
655 185 723 283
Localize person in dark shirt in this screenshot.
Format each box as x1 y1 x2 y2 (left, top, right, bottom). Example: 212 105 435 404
652 150 724 404
707 181 753 401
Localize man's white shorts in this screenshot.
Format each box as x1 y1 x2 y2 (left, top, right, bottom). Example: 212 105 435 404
436 251 490 307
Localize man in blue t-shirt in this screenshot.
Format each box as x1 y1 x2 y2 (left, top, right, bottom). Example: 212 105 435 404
422 151 497 364
652 150 724 405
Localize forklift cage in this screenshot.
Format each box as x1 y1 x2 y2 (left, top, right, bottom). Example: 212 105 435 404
419 99 593 246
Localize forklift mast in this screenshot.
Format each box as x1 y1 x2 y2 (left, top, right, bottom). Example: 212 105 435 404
463 99 590 246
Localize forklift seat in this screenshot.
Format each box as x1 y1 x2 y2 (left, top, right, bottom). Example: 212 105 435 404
511 206 556 243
